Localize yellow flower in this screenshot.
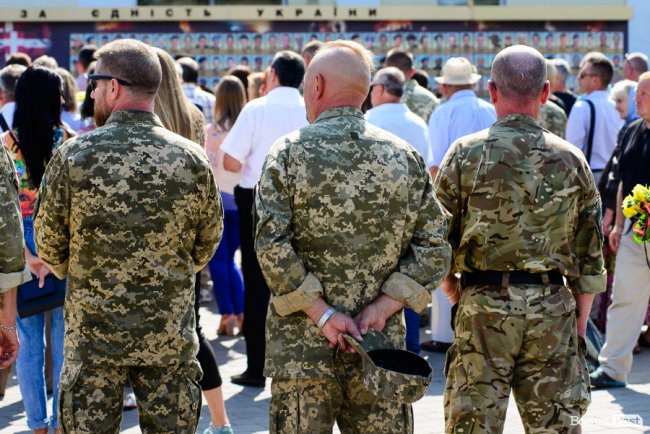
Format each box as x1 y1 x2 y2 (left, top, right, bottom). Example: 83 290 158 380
623 195 639 218
632 184 648 203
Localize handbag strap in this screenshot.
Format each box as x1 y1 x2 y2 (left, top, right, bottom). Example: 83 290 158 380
585 99 596 165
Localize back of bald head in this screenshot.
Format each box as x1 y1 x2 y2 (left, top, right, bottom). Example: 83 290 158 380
491 45 547 103
308 40 374 103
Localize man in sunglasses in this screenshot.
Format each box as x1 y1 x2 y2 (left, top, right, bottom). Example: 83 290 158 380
34 39 222 433
566 53 622 184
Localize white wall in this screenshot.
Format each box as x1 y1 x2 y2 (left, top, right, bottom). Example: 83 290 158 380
628 0 650 55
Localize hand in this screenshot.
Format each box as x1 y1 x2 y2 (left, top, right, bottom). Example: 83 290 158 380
0 327 19 369
441 276 460 305
25 255 51 288
354 303 387 336
321 312 362 353
602 208 614 237
609 225 622 252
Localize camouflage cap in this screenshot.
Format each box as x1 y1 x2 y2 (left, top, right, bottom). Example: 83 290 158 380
343 330 432 404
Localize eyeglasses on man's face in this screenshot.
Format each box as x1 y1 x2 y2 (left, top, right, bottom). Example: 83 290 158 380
88 73 131 92
578 71 598 80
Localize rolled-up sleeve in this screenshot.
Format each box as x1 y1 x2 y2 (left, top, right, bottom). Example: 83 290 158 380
381 156 452 312
254 140 323 317
33 150 71 279
569 169 607 294
0 146 30 291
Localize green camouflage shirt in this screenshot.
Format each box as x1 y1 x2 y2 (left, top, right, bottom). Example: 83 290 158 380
434 113 606 295
538 99 568 139
254 107 451 379
34 110 223 365
402 79 440 124
0 145 30 291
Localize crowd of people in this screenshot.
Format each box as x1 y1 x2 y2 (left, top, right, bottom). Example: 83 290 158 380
0 32 648 434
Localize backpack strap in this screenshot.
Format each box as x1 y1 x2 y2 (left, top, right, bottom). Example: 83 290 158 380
585 99 596 165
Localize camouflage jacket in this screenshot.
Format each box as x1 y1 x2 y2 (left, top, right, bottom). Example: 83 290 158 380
538 99 568 139
254 107 451 379
34 110 223 365
0 145 30 291
434 113 606 295
401 79 440 124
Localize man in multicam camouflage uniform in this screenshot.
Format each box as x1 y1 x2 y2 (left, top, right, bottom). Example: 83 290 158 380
34 39 223 433
538 98 568 138
254 40 451 433
435 45 605 433
538 59 568 138
0 144 31 369
385 49 440 123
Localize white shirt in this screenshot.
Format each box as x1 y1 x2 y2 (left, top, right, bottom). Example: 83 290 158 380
428 89 496 167
221 86 307 188
182 83 216 125
0 102 15 130
566 90 623 170
365 102 433 167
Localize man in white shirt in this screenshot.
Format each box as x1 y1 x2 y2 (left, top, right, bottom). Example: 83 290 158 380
365 66 432 354
566 53 622 183
366 67 432 168
428 57 496 179
222 51 308 387
177 56 216 124
0 64 26 130
424 57 496 354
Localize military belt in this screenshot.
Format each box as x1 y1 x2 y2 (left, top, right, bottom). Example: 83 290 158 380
460 270 564 287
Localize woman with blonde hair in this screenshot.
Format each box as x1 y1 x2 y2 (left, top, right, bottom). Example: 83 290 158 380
153 47 234 434
204 76 246 338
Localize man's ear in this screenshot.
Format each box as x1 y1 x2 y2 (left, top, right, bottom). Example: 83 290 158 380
314 73 325 100
488 80 498 104
540 80 550 105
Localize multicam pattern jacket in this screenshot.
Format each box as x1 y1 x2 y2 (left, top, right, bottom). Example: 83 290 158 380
434 113 606 295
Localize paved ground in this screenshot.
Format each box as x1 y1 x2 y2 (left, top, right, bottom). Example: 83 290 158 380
1 300 649 433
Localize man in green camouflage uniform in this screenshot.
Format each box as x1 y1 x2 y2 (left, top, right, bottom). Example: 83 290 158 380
538 99 568 138
435 45 605 434
34 39 222 434
0 144 31 369
255 40 451 434
386 49 440 123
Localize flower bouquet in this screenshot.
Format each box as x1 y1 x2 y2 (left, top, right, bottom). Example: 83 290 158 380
622 184 650 243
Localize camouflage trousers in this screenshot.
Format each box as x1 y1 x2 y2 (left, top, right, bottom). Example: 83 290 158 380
58 358 202 434
269 353 413 434
444 284 590 434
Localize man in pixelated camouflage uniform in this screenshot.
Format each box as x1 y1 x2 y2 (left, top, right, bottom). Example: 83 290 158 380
385 49 440 123
34 39 222 433
254 40 451 433
435 45 605 433
538 98 568 138
0 144 31 369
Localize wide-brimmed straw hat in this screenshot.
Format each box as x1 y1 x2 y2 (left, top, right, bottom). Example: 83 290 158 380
435 57 481 85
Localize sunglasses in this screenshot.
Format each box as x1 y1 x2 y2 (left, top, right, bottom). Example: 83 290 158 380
579 72 598 79
88 73 131 91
